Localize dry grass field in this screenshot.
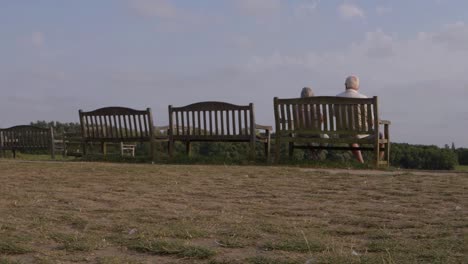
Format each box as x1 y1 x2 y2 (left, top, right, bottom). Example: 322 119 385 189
0 160 466 264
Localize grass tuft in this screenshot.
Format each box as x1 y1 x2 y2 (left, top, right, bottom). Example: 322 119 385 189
261 238 324 253
245 256 304 264
50 232 104 252
0 258 23 264
126 238 215 259
95 256 143 264
0 241 31 255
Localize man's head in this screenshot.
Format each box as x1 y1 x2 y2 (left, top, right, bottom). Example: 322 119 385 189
345 75 360 90
301 87 314 98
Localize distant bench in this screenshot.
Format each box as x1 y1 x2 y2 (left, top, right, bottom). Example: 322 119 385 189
0 125 57 159
168 101 272 159
274 96 390 167
79 107 168 161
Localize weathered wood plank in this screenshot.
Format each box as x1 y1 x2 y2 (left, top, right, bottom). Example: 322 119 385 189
77 106 167 160
0 125 55 159
168 101 271 159
273 96 389 167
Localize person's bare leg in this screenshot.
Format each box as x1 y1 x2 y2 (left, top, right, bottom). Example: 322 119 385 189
351 143 364 163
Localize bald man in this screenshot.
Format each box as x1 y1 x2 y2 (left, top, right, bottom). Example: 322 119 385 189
336 75 383 163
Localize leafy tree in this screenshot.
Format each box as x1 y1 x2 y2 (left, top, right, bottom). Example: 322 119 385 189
456 148 468 165
29 120 81 133
391 143 458 170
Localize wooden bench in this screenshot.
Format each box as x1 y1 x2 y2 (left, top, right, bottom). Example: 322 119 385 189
0 125 57 159
273 96 391 167
79 107 168 161
168 101 272 159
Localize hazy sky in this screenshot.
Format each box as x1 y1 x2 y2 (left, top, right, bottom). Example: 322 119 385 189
1 0 467 147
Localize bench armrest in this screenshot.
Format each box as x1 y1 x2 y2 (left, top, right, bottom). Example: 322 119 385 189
255 124 272 131
379 120 391 125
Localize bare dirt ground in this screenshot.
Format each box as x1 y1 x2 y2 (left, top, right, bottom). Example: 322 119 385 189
0 160 467 263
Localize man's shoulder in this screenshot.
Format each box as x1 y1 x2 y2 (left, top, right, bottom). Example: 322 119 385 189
335 91 348 97
336 90 368 98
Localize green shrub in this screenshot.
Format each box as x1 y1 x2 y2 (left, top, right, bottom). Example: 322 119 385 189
391 143 458 170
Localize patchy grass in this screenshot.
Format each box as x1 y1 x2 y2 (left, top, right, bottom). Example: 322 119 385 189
125 237 215 259
95 256 143 264
0 258 22 264
49 232 105 252
0 240 31 255
244 256 305 264
261 237 324 253
0 160 466 263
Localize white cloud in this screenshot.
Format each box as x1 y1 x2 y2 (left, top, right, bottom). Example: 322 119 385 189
246 52 302 72
128 0 177 19
294 0 320 17
244 24 468 83
234 0 281 17
338 3 365 20
31 31 45 48
358 30 395 58
241 25 468 146
376 6 392 16
128 0 211 33
231 35 254 49
430 22 468 50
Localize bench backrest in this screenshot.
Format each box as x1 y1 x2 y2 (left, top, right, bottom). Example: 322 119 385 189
79 107 154 142
274 96 379 137
0 125 52 150
168 102 255 141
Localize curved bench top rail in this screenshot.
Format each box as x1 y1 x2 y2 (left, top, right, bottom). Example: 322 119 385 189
79 106 151 116
168 101 256 138
0 125 50 132
274 96 377 105
170 101 252 112
79 106 154 140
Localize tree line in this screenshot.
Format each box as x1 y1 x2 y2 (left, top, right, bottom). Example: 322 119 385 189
29 121 464 170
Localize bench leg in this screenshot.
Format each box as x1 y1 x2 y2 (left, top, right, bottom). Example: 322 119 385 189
50 142 55 159
82 142 87 156
169 140 174 157
185 141 191 157
275 138 280 163
374 142 380 167
385 124 390 167
150 141 155 162
250 140 256 160
288 142 294 158
167 141 170 157
264 142 270 161
386 142 391 166
101 142 107 157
